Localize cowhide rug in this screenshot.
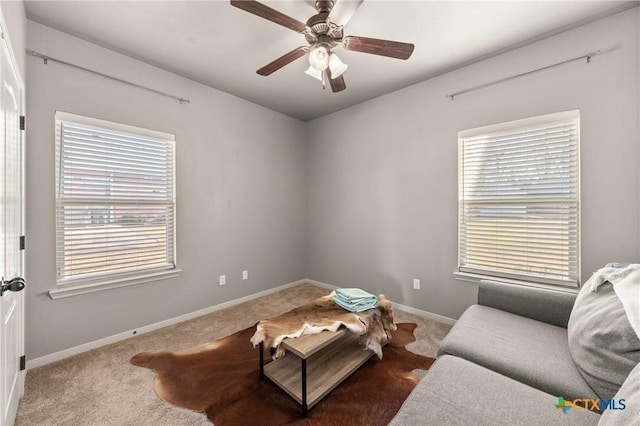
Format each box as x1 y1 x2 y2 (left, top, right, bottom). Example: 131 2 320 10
131 323 434 425
251 292 396 360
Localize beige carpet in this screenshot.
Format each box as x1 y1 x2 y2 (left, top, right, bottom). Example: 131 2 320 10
16 283 452 425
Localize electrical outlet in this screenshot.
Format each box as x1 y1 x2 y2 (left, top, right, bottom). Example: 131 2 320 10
242 270 248 280
413 278 420 290
219 275 226 286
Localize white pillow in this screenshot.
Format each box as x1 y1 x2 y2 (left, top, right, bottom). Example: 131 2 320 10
568 277 640 400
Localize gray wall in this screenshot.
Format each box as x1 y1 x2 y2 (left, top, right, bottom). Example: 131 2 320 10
0 0 26 80
306 8 640 320
26 21 307 359
25 8 640 360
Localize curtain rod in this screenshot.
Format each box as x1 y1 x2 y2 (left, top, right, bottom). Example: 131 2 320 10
27 49 190 104
445 50 600 100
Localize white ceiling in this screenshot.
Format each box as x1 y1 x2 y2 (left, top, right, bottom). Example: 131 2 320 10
25 0 637 121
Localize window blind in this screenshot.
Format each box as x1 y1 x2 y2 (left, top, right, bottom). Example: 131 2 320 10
458 111 580 287
55 112 176 284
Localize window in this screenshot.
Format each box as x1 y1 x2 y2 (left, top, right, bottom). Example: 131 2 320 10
458 111 580 287
54 112 176 290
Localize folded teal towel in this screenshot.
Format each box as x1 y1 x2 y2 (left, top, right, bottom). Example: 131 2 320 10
334 296 378 312
335 287 376 301
333 288 378 312
334 293 375 306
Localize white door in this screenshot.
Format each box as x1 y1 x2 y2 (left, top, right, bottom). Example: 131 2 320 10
0 30 25 426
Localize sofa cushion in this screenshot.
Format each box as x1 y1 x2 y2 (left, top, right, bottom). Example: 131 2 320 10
567 276 640 401
389 355 600 426
598 361 640 425
438 304 597 400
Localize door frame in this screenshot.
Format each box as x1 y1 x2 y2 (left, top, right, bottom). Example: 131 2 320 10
0 11 26 426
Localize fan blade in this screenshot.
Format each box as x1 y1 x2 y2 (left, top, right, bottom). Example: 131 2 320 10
343 36 414 60
257 46 309 76
327 69 346 93
230 0 306 33
328 0 364 26
329 75 346 93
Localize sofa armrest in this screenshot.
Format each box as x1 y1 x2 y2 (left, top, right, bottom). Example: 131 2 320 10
477 280 577 328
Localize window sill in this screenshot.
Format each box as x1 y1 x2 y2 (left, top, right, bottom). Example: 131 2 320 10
49 269 182 300
453 271 579 293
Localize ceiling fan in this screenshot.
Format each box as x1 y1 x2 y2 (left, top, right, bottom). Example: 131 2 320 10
230 0 415 93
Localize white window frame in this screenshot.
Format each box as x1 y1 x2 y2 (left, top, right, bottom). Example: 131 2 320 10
456 110 580 288
50 112 180 299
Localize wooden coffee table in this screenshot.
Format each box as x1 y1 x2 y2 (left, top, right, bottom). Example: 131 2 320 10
258 328 374 415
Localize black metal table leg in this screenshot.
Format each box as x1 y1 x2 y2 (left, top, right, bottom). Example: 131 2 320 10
301 358 308 417
259 341 264 380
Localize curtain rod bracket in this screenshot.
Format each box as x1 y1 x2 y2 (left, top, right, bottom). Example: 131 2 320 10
586 50 601 63
29 50 48 65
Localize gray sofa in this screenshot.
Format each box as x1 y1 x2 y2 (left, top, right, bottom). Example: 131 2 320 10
390 277 640 425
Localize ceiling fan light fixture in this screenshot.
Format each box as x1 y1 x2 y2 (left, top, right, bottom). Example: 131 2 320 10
305 65 324 81
308 44 330 71
328 53 348 78
232 0 414 94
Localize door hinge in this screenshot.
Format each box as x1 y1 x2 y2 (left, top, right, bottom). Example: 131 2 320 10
20 235 25 250
20 115 25 131
20 355 26 371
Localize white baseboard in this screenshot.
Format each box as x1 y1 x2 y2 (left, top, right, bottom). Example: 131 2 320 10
305 279 457 325
392 301 457 325
27 278 455 369
27 279 307 370
305 279 338 290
